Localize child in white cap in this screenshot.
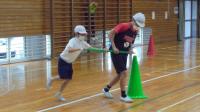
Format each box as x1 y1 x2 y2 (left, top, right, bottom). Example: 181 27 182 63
102 12 145 103
47 25 93 101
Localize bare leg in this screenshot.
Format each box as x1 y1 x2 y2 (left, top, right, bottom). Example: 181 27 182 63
119 71 127 91
108 75 121 87
51 75 60 81
103 75 120 98
102 72 124 99
58 79 70 93
55 79 70 101
47 75 60 90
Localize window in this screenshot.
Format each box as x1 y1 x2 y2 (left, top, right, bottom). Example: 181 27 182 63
0 38 8 63
184 0 198 38
0 35 51 65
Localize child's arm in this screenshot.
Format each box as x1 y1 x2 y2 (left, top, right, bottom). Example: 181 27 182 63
68 47 83 53
83 41 92 49
109 29 119 54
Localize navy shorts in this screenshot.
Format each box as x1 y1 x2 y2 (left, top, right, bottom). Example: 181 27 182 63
111 53 128 74
58 57 73 79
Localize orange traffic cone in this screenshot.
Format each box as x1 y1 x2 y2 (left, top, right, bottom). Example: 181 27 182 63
147 35 155 57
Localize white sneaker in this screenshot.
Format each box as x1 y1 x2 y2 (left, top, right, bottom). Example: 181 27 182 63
120 96 133 103
46 78 52 90
102 89 113 99
55 92 66 101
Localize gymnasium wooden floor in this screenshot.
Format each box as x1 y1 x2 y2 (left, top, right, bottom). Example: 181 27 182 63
0 38 200 112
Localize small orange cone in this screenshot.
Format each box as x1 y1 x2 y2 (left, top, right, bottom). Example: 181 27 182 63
147 35 155 57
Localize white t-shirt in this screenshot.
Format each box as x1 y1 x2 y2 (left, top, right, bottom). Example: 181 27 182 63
60 37 91 63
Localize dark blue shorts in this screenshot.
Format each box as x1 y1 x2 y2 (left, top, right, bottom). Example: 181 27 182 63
58 57 73 79
111 53 128 74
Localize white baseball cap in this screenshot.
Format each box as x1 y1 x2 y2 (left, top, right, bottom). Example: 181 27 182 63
132 13 145 27
74 25 87 34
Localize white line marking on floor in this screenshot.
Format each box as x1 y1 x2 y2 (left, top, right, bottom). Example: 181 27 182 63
158 92 200 112
37 65 200 112
143 65 200 83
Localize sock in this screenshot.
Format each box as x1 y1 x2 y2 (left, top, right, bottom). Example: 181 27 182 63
104 85 111 92
121 90 127 98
